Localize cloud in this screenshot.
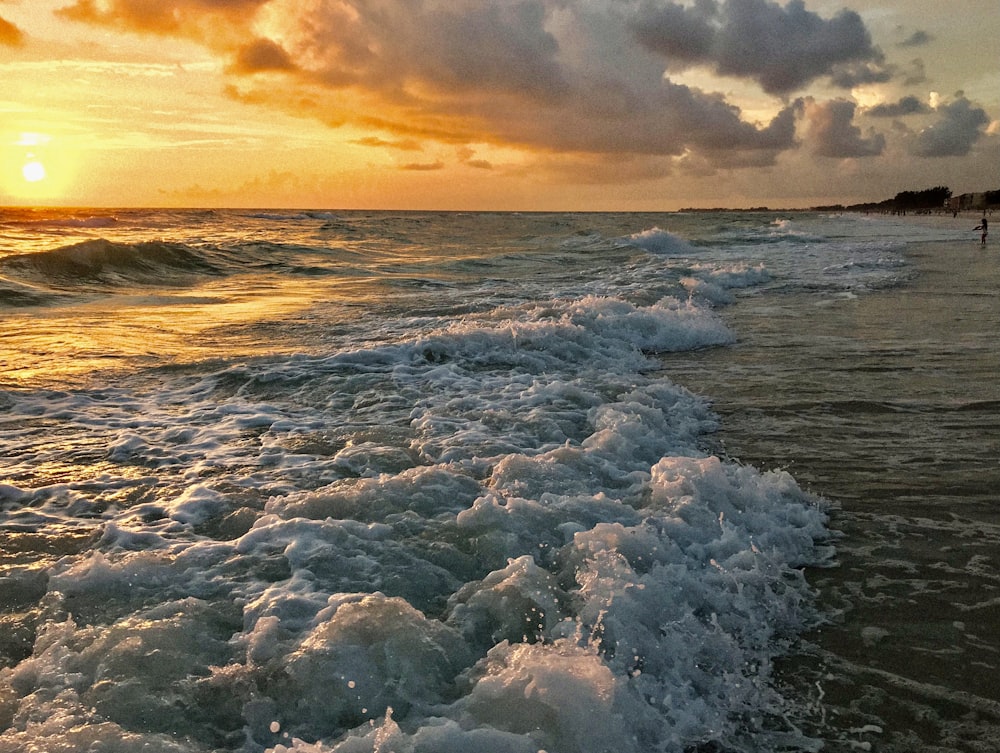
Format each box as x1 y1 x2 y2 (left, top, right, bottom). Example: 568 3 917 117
57 0 887 175
866 95 930 118
630 0 886 95
229 38 297 74
827 60 892 89
898 30 933 48
802 98 885 158
252 0 570 100
900 57 927 87
401 161 445 171
0 14 23 46
352 137 423 152
909 96 990 157
57 0 270 36
457 147 493 170
534 81 799 157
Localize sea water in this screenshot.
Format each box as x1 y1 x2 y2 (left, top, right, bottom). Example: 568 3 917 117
659 225 1000 753
0 208 986 752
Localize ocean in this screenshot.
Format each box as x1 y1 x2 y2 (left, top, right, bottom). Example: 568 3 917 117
0 208 994 752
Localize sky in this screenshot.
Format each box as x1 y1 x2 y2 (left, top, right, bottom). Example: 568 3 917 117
0 0 997 210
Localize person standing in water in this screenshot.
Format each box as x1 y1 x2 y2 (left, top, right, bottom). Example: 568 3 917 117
975 216 988 245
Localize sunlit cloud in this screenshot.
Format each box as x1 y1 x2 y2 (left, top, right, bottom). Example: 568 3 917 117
17 132 52 147
351 137 424 152
401 161 445 172
56 0 894 173
0 58 206 78
0 13 23 46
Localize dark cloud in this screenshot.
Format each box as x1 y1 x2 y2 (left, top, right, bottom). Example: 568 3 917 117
909 96 990 157
901 57 927 87
0 14 23 46
628 0 717 63
478 79 798 160
866 95 930 118
827 60 893 89
416 2 569 100
898 30 932 48
630 0 885 95
802 98 885 158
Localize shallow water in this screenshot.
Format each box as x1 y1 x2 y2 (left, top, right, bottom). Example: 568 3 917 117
0 209 987 752
662 237 1000 751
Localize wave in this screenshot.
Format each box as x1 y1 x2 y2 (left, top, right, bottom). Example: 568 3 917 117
0 277 62 307
242 210 343 223
0 238 222 288
0 210 837 753
715 218 826 246
625 226 696 256
3 285 824 750
42 215 120 229
0 209 119 230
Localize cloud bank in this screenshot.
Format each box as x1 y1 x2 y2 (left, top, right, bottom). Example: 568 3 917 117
54 0 993 184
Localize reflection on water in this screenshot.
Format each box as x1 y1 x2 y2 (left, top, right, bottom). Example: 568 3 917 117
0 279 359 385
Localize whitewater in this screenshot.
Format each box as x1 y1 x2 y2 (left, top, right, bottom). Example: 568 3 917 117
0 208 993 752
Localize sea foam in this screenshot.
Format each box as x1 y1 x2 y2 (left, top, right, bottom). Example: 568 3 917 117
625 226 695 256
0 212 837 753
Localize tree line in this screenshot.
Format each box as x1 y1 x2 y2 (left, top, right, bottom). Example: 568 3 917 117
815 186 1000 214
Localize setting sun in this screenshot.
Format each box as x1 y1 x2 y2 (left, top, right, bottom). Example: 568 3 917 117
2 131 80 203
22 159 46 182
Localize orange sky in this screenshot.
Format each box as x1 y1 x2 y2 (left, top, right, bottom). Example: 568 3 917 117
1 0 998 210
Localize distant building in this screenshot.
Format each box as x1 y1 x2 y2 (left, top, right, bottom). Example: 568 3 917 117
948 193 987 211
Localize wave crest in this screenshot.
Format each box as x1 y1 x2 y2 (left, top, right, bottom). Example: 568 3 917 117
626 227 695 256
0 239 220 288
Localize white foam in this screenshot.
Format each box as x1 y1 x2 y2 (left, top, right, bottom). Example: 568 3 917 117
626 226 696 256
0 211 843 753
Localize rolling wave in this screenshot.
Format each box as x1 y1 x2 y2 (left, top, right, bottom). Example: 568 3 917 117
0 238 222 289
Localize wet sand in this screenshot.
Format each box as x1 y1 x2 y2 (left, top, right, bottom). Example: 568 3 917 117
662 237 1000 751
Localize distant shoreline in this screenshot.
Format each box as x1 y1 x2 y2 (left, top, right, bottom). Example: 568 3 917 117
680 186 999 216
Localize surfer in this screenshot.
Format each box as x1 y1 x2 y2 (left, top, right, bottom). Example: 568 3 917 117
974 217 988 246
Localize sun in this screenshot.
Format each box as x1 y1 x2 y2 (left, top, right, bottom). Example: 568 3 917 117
22 159 47 183
3 132 79 203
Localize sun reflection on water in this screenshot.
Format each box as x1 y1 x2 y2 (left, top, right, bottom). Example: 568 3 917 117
0 282 334 387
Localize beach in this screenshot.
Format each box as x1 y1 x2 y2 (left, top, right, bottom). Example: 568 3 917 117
662 231 1000 751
